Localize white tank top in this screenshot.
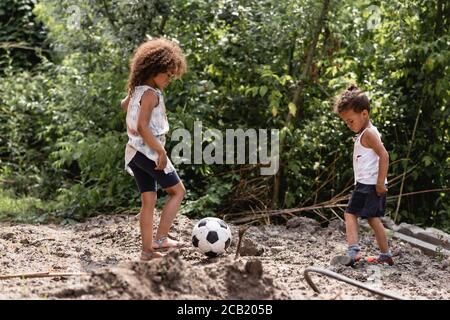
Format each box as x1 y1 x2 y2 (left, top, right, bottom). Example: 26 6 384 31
353 124 386 185
124 85 175 174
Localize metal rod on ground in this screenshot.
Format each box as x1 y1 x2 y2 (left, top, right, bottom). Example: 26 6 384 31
303 267 406 300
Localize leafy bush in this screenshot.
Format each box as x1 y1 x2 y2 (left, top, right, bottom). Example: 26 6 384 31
0 0 448 230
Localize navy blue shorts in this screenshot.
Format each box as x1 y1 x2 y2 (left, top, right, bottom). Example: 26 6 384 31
128 151 181 193
346 182 386 219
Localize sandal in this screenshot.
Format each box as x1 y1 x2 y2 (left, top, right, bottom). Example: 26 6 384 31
152 236 184 251
140 250 164 261
366 255 394 266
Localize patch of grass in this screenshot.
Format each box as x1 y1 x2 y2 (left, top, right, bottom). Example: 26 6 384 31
0 188 48 223
435 246 446 262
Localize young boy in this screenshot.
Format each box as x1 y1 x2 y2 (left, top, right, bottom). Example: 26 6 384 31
334 84 393 266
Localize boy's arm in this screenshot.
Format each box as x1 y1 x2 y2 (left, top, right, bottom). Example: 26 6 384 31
121 95 130 112
137 91 167 170
362 129 389 195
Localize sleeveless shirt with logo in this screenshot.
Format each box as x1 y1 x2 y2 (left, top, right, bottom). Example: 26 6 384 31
124 85 175 175
353 124 387 185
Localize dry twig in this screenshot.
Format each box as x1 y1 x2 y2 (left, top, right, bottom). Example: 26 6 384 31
234 226 250 260
0 271 89 280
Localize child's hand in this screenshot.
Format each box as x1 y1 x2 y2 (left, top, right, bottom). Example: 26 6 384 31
376 184 387 196
127 126 139 136
155 150 167 170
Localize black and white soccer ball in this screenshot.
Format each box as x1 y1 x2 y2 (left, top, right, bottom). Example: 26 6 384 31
191 217 232 258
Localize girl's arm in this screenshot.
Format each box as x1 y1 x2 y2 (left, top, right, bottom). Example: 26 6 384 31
362 129 389 195
122 95 138 135
137 91 167 170
121 95 130 112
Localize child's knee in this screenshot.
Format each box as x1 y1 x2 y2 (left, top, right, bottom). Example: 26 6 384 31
367 217 381 226
141 192 157 203
167 182 185 198
177 183 186 198
344 212 357 222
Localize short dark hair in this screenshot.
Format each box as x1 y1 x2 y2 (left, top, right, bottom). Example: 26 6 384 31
333 84 370 113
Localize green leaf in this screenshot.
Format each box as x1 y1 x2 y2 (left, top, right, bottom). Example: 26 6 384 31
422 155 433 167
259 86 268 97
288 102 297 117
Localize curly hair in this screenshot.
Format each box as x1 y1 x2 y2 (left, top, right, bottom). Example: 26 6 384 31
333 84 370 113
127 37 187 94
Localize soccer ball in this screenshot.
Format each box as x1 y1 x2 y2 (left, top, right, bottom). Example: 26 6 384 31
191 217 232 258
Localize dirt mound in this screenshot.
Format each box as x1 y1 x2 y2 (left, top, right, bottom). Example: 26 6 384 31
53 251 286 300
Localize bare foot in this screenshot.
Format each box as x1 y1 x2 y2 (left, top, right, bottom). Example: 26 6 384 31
153 236 184 250
140 250 164 261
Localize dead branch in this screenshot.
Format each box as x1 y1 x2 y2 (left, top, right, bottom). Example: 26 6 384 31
394 106 422 222
225 187 450 225
329 207 344 222
387 188 450 200
234 226 250 260
0 271 89 280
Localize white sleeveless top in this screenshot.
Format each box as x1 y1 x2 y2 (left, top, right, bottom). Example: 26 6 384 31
353 124 387 185
124 85 175 174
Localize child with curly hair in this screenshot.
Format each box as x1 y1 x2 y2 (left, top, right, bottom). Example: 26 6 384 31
333 84 393 266
121 38 187 261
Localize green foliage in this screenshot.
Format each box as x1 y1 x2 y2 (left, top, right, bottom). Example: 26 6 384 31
180 177 232 218
0 0 48 73
0 0 449 229
0 188 47 223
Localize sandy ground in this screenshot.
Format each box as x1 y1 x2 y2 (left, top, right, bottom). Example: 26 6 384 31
0 213 449 300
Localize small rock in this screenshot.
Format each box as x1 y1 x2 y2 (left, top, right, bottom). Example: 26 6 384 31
271 246 285 253
442 258 450 269
392 248 403 257
413 259 422 266
54 251 70 258
51 264 64 270
1 233 15 241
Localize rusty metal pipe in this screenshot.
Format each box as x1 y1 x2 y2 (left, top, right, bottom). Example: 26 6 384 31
303 266 406 300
